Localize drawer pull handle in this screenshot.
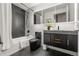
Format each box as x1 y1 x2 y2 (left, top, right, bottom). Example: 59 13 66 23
67 40 69 46
54 41 61 43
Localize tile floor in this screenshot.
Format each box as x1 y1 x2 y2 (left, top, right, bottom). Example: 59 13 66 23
11 46 72 56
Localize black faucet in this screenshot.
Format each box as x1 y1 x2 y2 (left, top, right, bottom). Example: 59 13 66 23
58 26 59 30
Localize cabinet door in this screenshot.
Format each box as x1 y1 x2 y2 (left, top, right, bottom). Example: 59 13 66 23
50 33 54 45
67 35 78 52
52 34 67 49
44 33 50 45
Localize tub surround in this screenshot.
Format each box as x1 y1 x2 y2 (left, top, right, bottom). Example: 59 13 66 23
12 35 34 44
0 35 34 56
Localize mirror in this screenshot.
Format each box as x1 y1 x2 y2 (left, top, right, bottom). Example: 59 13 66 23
34 11 42 24
54 12 66 22
43 3 74 23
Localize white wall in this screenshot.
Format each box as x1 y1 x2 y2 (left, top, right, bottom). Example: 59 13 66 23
50 22 75 31
28 11 35 36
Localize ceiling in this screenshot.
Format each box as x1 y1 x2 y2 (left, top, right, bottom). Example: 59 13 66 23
13 3 62 12
23 3 40 8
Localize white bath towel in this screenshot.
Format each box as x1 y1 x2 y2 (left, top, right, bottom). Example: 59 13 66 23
19 41 25 49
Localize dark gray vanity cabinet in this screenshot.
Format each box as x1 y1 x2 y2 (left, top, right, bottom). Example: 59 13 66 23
44 31 78 52
44 33 51 45
67 35 78 52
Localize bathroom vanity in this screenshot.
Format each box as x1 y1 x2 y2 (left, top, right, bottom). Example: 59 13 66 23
44 30 78 55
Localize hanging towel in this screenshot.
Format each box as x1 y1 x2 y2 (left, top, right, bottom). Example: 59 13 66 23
19 39 27 49
19 41 24 49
